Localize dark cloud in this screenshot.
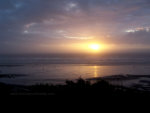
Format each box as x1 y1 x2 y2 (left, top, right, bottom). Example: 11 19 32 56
0 0 14 10
124 30 150 44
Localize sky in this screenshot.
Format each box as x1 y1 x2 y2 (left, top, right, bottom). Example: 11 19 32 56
1 0 150 54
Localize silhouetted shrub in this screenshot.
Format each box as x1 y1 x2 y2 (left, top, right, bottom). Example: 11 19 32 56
0 78 150 96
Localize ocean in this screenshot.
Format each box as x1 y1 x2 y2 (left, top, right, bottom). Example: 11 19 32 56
0 54 150 85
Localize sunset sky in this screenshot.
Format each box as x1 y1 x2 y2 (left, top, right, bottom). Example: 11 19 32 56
1 0 150 54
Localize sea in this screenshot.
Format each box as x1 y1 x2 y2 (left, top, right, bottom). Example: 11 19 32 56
0 54 150 85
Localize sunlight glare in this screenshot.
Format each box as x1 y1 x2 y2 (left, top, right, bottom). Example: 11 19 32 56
90 44 100 51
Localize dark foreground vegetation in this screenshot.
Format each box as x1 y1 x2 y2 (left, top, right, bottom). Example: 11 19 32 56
0 78 150 96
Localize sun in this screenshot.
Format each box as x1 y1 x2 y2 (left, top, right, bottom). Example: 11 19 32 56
89 44 100 51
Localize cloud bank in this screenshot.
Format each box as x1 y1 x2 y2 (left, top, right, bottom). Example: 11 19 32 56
0 0 150 54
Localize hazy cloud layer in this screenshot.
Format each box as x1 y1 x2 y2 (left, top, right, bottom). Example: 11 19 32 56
0 0 150 54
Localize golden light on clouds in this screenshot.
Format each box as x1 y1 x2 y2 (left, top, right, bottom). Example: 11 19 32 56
39 38 114 54
63 42 108 53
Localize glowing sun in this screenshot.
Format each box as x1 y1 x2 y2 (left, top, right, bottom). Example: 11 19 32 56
89 44 100 51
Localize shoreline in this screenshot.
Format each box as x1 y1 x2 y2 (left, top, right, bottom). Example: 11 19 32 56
1 78 150 96
1 74 150 86
87 74 150 91
1 74 150 94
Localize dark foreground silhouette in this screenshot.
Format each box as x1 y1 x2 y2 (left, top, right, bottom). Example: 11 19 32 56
1 78 150 96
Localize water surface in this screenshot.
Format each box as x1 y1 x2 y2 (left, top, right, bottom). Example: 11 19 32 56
0 56 150 85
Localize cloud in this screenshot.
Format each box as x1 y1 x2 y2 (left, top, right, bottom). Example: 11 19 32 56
125 30 150 44
0 0 150 54
104 29 150 45
0 0 14 10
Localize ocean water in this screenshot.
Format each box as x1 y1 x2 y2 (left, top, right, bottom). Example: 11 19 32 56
0 55 150 85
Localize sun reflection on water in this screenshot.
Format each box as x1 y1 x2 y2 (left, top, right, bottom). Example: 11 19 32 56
94 66 98 78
